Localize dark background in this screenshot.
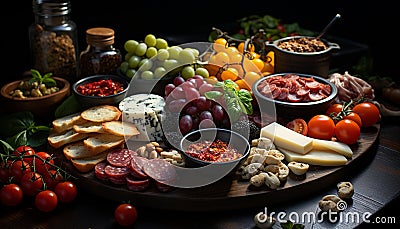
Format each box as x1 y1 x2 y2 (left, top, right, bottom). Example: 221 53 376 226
4 0 398 86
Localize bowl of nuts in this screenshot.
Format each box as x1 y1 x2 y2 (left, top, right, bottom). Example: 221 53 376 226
0 69 71 119
265 36 340 78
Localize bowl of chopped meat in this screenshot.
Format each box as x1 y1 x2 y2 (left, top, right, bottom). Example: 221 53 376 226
252 72 338 121
265 36 340 78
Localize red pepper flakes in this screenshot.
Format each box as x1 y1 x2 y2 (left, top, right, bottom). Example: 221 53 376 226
77 79 125 97
185 139 242 162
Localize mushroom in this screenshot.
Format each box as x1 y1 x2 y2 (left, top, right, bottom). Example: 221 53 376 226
277 162 289 181
264 172 280 189
254 211 276 229
318 194 343 212
264 150 285 165
250 173 267 187
337 181 354 199
287 161 309 175
250 153 266 164
241 163 263 180
257 137 276 150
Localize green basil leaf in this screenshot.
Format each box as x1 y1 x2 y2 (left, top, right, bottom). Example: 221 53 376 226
0 112 34 137
7 130 28 149
27 130 49 147
204 91 223 100
42 77 57 87
0 139 14 155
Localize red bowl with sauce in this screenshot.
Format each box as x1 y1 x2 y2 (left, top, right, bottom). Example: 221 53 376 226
72 74 129 109
252 72 338 121
179 128 250 168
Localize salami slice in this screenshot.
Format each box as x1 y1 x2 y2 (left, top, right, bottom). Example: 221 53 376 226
104 164 130 180
155 180 175 193
94 162 108 181
129 156 149 179
126 175 150 191
142 158 177 182
107 149 135 167
109 176 127 185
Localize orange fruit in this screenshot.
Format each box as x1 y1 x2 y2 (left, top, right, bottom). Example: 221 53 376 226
261 61 274 73
220 67 239 81
235 79 251 90
213 38 228 53
251 58 265 72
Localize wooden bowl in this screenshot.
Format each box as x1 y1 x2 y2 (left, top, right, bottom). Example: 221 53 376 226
1 77 70 119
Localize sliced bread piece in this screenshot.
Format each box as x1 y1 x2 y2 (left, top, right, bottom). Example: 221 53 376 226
81 105 121 122
48 129 93 149
102 120 140 138
83 133 125 153
63 140 124 160
52 112 87 133
73 121 104 134
70 151 108 173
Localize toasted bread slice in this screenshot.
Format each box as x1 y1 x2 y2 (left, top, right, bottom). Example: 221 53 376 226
102 121 140 138
81 105 121 122
83 133 125 153
70 151 108 173
63 140 124 160
73 121 104 134
52 112 87 133
48 129 93 149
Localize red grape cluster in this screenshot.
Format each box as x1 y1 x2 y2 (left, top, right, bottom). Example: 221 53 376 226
164 75 230 135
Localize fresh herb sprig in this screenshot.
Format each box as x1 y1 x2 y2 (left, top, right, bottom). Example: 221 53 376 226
29 69 57 88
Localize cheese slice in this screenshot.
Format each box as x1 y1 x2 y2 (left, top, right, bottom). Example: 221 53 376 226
278 147 348 166
260 122 313 154
312 139 353 158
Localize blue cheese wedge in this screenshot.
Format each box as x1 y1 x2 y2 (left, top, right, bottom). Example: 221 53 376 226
119 94 165 142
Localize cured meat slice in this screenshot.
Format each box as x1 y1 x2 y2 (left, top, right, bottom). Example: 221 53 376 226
287 93 302 102
143 158 177 183
107 149 136 167
309 92 325 101
129 155 149 179
296 88 310 96
109 176 128 185
155 180 175 192
276 88 289 101
104 164 130 180
94 162 108 181
126 175 151 191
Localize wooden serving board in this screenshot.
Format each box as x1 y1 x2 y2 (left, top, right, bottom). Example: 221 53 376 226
53 124 380 212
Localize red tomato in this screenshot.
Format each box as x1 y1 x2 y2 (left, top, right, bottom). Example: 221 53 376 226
307 115 336 140
13 145 35 165
326 103 343 116
34 190 58 212
42 170 64 190
33 152 55 174
286 118 308 135
114 203 138 226
343 112 362 128
335 119 361 145
0 183 23 206
352 102 380 127
9 160 31 183
54 181 78 203
20 171 44 196
0 161 11 183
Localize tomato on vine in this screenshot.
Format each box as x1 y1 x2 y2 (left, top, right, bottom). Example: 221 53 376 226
13 145 35 165
20 171 44 196
54 181 78 203
9 160 31 183
34 190 58 212
0 183 23 206
352 102 380 127
33 151 54 174
114 203 138 226
335 119 361 145
307 114 335 140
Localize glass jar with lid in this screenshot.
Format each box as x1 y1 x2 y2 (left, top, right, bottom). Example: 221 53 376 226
29 0 79 82
78 27 122 78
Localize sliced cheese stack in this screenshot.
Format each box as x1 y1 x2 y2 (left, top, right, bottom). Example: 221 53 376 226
260 122 353 166
119 93 165 142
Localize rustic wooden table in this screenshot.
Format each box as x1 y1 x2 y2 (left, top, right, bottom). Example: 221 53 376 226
1 107 399 229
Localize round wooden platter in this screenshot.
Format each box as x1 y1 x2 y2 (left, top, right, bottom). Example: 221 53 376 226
53 124 380 212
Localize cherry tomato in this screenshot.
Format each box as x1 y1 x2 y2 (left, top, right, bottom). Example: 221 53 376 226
54 181 78 203
9 160 31 183
307 115 336 140
0 161 11 183
42 170 64 190
0 183 23 206
20 171 44 196
114 203 138 226
33 152 55 174
352 102 380 127
286 118 308 135
326 103 343 116
343 112 362 128
34 190 58 212
335 119 361 145
13 145 35 165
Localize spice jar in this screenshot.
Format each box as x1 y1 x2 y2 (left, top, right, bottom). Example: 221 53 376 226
29 0 79 82
79 27 122 78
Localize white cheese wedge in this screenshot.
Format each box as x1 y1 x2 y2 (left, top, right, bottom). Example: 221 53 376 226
312 139 353 158
278 147 348 166
260 122 313 154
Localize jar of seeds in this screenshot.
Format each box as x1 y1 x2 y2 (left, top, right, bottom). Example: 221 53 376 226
29 0 79 83
78 27 122 78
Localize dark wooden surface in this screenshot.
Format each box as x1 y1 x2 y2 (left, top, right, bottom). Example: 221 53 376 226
1 113 399 228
